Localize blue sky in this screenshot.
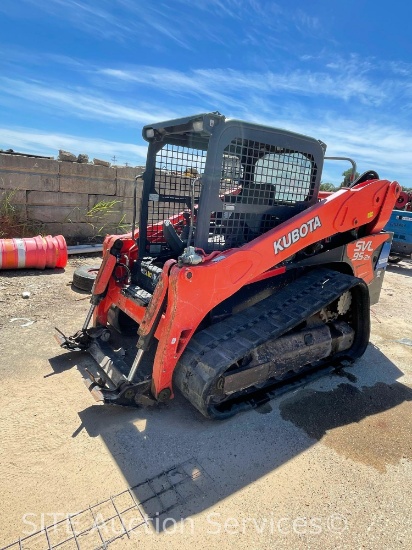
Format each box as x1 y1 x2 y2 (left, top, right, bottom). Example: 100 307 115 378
0 0 411 186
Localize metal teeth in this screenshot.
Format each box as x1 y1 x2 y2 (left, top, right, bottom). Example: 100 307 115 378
319 291 352 322
337 291 352 315
319 307 337 322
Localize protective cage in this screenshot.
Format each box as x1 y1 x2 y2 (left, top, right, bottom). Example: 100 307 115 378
209 138 319 250
144 142 207 256
140 116 324 257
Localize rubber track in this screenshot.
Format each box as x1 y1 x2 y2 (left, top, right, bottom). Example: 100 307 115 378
175 268 364 418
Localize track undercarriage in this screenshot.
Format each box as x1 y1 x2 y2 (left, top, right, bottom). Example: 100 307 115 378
175 268 369 418
62 268 370 419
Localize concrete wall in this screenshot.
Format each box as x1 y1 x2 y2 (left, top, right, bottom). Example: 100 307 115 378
0 153 144 243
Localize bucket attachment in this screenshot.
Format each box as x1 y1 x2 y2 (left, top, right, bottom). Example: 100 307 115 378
55 325 157 407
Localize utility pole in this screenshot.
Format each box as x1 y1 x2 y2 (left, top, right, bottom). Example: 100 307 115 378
111 155 117 164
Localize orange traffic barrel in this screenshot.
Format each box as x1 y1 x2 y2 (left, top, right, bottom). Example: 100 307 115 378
0 235 68 270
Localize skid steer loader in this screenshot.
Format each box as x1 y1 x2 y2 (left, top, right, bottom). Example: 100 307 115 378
57 112 400 418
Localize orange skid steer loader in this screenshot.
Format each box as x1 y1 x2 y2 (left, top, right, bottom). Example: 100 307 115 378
57 113 400 418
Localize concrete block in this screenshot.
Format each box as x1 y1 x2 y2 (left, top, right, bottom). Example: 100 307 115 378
86 197 127 230
88 194 121 208
93 158 111 167
86 209 133 226
27 205 88 223
44 221 131 242
58 150 77 162
0 202 27 221
0 154 59 174
120 197 136 210
116 166 145 180
0 172 59 191
59 176 116 195
15 205 28 221
88 194 135 211
121 210 134 224
59 161 114 179
44 222 97 241
27 191 88 207
85 194 135 237
116 166 144 198
116 179 143 198
0 189 26 204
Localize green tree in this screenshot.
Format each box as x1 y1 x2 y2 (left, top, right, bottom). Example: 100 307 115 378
341 168 360 188
320 182 336 192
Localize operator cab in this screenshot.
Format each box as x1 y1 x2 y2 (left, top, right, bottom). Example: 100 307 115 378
139 112 324 260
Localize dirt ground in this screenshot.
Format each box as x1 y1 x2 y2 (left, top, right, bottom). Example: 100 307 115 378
0 256 411 550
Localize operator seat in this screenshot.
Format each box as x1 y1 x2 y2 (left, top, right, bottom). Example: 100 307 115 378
240 182 276 205
221 182 277 247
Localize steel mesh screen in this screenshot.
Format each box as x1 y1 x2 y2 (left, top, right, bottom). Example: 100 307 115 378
147 143 206 254
207 138 317 251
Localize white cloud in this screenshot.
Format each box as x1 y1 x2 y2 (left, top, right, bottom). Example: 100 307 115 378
223 108 412 185
1 44 411 185
0 78 177 125
0 112 410 187
0 127 147 165
4 0 326 51
308 121 412 184
23 0 135 41
99 65 389 106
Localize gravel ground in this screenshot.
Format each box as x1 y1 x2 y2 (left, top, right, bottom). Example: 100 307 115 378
0 257 411 550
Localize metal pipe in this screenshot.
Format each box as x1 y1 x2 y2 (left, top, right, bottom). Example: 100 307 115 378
187 176 198 249
324 156 357 185
127 349 145 382
82 304 96 331
132 174 143 243
67 244 103 255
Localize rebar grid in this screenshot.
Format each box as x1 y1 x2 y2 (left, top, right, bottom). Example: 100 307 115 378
2 459 208 550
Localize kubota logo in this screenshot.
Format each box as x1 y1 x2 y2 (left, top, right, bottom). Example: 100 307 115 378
273 216 322 255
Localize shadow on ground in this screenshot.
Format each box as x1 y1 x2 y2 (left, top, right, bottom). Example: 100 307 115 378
47 342 412 531
387 258 412 277
1 268 65 278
